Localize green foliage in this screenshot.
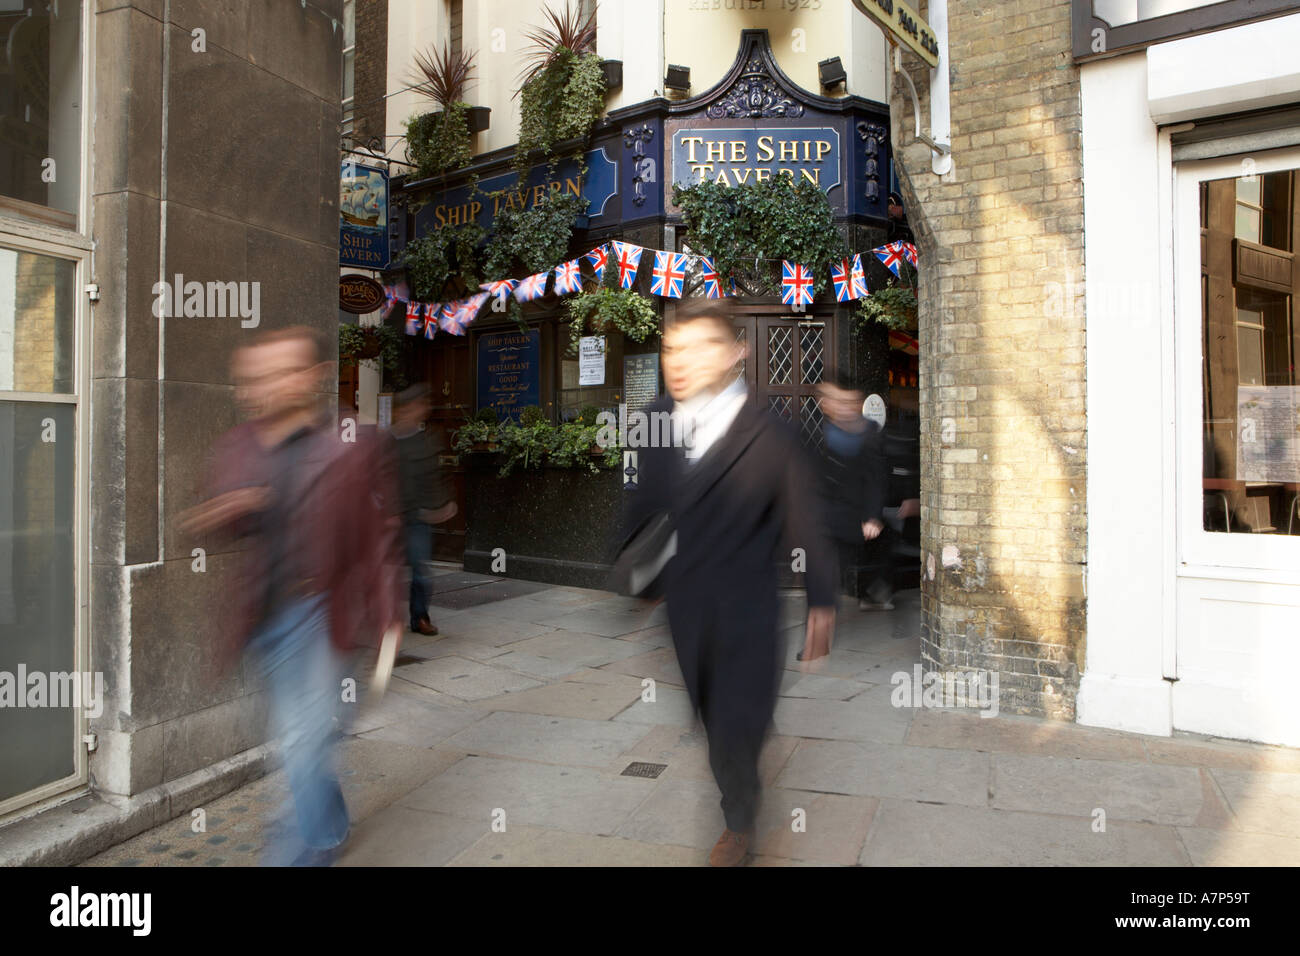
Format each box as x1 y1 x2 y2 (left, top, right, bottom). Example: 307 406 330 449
853 282 918 332
338 323 404 386
483 188 588 279
519 405 547 426
405 104 474 182
578 404 602 424
474 405 500 425
451 412 620 476
565 285 659 356
672 177 847 297
400 219 487 301
515 49 605 176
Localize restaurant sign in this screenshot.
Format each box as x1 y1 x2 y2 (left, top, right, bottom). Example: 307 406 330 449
477 329 541 422
670 127 842 193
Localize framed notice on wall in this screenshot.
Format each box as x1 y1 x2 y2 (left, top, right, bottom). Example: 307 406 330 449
624 354 659 410
579 336 606 386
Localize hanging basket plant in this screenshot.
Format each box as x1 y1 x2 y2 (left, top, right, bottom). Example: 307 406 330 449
483 188 589 280
672 176 847 298
513 1 605 177
339 323 403 375
852 279 918 333
565 283 659 357
405 42 478 181
400 220 487 302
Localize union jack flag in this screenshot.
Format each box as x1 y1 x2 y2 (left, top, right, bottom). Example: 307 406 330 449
583 244 608 281
610 240 643 289
650 251 688 298
437 300 462 333
875 242 907 277
384 280 410 318
423 313 438 339
698 256 726 299
830 259 856 302
553 259 583 296
515 272 549 302
480 278 517 299
404 300 424 335
850 253 868 298
899 242 918 267
781 260 814 306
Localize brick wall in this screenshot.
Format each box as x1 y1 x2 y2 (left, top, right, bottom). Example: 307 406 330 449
354 0 389 148
890 1 1086 719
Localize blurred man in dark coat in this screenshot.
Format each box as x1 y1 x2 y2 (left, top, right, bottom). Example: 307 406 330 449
621 299 836 867
391 384 457 636
815 377 892 609
182 326 402 866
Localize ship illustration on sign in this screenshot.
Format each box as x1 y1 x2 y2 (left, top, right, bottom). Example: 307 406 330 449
341 166 385 228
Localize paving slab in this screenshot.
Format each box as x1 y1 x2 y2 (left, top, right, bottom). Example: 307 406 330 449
751 789 878 866
443 710 650 767
776 739 990 807
906 708 1149 761
1207 767 1300 838
447 826 707 866
992 754 1225 828
612 686 697 728
615 776 726 849
431 616 556 647
773 694 913 744
1145 735 1300 773
336 806 488 866
598 646 686 686
1177 826 1300 866
779 671 870 700
348 688 485 747
397 755 655 836
500 630 648 669
395 656 543 700
531 604 661 637
860 799 1190 867
473 675 644 720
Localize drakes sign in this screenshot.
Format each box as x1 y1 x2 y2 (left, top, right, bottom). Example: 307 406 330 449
671 127 842 192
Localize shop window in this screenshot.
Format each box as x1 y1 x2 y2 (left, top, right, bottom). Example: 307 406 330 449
1200 167 1300 534
0 1 83 228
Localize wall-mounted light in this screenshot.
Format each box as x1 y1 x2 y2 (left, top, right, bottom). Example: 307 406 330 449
818 56 846 90
664 64 691 94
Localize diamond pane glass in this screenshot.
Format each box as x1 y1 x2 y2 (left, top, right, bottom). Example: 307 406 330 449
800 323 825 384
800 395 825 451
768 395 793 422
768 327 793 385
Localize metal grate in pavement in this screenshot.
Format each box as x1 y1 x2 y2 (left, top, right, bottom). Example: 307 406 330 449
620 761 668 779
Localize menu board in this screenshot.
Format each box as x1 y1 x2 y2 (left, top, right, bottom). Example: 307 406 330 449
1237 385 1300 482
623 354 659 410
477 329 540 421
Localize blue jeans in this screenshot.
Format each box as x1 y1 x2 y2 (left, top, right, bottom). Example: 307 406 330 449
406 522 433 626
247 594 350 865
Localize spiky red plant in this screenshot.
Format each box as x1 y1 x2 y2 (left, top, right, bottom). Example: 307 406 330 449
515 0 599 94
411 41 477 109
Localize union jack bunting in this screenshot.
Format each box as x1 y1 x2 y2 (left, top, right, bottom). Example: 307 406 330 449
479 278 517 302
650 251 688 298
699 256 725 299
553 259 583 296
423 313 438 339
583 244 608 281
610 240 643 289
830 258 857 303
875 242 907 277
515 272 549 302
781 260 814 307
850 253 868 298
899 242 918 267
383 280 410 318
437 300 461 333
404 300 424 335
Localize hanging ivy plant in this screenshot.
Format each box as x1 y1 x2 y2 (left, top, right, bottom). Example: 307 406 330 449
565 285 659 357
513 3 604 177
400 220 487 302
339 323 404 381
483 189 588 279
405 104 474 181
672 177 847 298
853 281 918 333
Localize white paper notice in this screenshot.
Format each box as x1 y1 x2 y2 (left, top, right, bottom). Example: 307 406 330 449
1237 385 1300 482
579 335 606 386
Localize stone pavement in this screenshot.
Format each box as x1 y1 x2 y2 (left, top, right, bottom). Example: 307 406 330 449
84 567 1300 867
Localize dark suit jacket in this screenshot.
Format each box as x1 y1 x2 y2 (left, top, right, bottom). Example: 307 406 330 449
622 393 836 613
817 420 888 544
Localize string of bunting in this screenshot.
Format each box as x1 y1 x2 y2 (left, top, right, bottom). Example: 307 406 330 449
384 240 919 339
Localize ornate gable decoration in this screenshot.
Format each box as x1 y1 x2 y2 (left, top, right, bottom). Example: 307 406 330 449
673 30 837 120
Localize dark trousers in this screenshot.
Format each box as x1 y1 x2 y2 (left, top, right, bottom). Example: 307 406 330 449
836 531 893 601
405 521 432 626
668 582 782 833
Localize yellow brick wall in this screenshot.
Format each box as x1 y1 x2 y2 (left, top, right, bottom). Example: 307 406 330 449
891 0 1086 719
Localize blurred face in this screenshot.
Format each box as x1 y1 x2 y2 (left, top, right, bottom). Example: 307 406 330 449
233 338 321 421
395 396 431 426
661 317 745 402
817 383 865 425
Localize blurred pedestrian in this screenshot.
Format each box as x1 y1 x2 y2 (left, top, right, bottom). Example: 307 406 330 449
814 377 893 610
391 383 457 636
181 326 402 866
616 298 836 867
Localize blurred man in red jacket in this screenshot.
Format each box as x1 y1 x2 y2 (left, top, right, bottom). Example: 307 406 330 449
182 326 402 866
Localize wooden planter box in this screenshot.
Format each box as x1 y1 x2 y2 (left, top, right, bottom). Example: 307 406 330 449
461 452 623 588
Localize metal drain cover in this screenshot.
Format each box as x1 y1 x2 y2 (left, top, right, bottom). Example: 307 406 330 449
621 761 668 779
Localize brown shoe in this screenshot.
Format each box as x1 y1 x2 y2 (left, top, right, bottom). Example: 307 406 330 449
708 829 751 867
411 617 438 636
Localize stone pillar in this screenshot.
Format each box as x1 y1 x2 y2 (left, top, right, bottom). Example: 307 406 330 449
887 0 1087 718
